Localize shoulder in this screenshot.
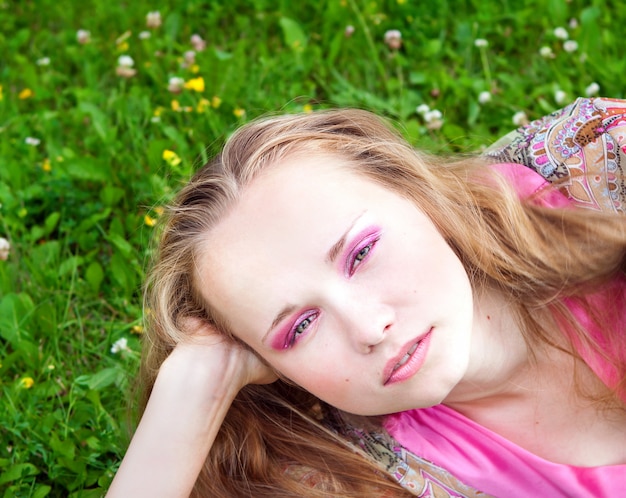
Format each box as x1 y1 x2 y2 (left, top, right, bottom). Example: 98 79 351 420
485 97 626 214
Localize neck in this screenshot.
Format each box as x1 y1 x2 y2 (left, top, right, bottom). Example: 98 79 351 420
440 288 626 466
443 287 533 406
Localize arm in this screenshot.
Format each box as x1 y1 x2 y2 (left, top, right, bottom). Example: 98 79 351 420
106 322 276 498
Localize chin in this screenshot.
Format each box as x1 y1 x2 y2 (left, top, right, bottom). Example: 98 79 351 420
409 376 463 409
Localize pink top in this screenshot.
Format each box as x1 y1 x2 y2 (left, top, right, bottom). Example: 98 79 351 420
385 405 626 497
385 163 626 496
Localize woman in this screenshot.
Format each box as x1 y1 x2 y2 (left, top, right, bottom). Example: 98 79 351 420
108 97 626 497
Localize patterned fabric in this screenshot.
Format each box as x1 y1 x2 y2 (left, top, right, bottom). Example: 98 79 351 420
485 97 626 214
339 425 493 497
283 421 492 496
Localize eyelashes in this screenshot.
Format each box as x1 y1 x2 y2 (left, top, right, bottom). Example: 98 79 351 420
285 309 319 348
345 230 381 277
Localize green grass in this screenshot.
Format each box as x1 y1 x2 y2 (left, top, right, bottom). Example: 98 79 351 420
0 0 624 495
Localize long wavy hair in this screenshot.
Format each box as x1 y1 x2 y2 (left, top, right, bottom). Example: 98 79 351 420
141 108 626 496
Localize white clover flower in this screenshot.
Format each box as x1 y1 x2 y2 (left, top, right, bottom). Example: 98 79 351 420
474 38 488 48
416 104 430 115
424 109 442 121
585 82 600 97
36 57 50 66
384 29 402 50
539 46 554 58
569 18 579 29
139 31 151 40
118 55 135 68
0 237 10 261
344 25 355 38
111 337 130 354
116 55 136 78
554 89 567 105
478 91 492 104
76 29 91 44
512 111 529 126
563 40 578 52
190 34 206 51
183 50 196 66
25 137 41 146
423 109 443 130
168 76 185 93
116 66 137 78
553 27 568 40
146 11 162 29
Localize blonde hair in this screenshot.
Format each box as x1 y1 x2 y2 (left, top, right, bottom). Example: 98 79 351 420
141 109 626 496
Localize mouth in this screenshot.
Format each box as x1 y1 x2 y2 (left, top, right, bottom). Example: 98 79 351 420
383 328 433 386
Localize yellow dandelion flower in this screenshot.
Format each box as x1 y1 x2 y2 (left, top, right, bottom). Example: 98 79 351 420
153 106 164 117
190 64 200 74
211 96 222 108
154 206 164 216
132 325 144 334
233 107 246 118
117 41 130 52
196 98 210 113
171 99 181 112
19 88 33 100
20 377 34 389
42 158 52 172
144 214 157 227
184 77 205 92
162 149 182 167
303 104 313 113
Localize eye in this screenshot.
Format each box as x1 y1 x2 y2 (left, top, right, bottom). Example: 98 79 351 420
355 244 372 263
348 236 379 276
286 310 319 348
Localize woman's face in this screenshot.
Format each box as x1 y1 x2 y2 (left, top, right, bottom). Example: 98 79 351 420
197 154 476 415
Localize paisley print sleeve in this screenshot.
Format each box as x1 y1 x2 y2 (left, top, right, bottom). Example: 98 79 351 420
484 97 626 214
339 426 493 497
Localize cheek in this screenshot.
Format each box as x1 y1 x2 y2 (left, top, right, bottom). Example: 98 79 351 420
279 357 355 404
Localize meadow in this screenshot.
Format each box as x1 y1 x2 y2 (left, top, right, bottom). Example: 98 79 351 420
0 0 624 495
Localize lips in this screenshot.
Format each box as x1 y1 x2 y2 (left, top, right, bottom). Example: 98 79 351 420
383 328 433 385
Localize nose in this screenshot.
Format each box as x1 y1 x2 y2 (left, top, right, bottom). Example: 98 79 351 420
339 298 394 353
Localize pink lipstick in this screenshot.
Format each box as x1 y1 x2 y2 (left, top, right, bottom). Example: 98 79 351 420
384 328 433 385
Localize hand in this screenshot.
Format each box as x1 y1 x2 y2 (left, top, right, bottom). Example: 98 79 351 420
163 317 278 398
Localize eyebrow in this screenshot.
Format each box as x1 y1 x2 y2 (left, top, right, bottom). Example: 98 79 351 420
262 212 365 343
